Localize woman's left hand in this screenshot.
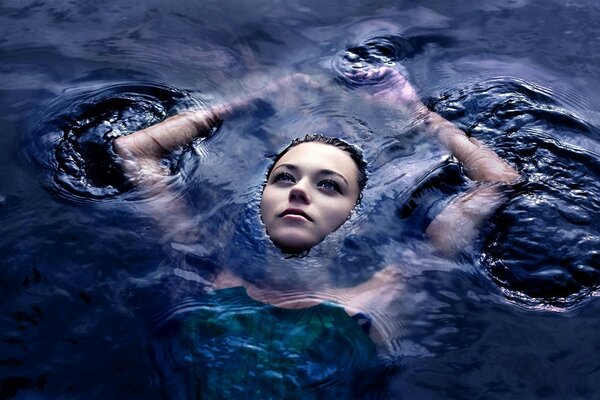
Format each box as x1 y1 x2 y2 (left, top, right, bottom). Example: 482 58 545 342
345 66 426 113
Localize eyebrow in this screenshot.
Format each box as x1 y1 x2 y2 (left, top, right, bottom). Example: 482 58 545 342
274 163 350 186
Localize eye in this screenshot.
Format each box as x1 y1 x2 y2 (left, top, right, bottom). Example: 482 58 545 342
272 172 295 184
318 179 342 193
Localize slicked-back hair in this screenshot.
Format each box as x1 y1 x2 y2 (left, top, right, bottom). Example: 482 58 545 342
265 134 368 203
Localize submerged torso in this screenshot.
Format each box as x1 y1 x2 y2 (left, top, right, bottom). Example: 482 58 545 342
151 286 378 399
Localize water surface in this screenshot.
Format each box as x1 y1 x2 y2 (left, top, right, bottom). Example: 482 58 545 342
1 0 600 398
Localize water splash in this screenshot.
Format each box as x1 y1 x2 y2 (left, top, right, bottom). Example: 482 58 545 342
430 77 600 308
332 34 414 86
27 83 206 201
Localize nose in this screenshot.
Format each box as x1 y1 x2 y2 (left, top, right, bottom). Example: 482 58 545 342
288 181 311 204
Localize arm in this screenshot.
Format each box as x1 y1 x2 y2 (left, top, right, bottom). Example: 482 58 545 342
114 108 223 169
332 264 405 346
418 113 519 182
421 113 519 255
112 104 230 244
348 66 519 256
113 73 317 179
113 73 317 243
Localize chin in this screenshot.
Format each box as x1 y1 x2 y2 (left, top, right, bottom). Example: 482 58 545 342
274 239 314 255
270 232 318 254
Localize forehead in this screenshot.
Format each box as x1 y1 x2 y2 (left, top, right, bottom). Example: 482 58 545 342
274 142 358 180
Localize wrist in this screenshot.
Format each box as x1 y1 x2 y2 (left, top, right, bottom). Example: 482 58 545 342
409 101 431 120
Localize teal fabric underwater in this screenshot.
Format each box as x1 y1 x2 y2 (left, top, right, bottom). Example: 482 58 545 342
152 286 378 399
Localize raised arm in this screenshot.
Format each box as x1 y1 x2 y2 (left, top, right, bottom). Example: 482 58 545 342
112 73 318 244
422 113 518 256
418 113 519 182
113 73 317 180
114 107 223 166
348 66 519 256
112 96 241 245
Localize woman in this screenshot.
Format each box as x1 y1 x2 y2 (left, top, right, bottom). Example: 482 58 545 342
115 66 518 398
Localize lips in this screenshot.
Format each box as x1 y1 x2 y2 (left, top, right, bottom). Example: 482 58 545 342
279 208 313 221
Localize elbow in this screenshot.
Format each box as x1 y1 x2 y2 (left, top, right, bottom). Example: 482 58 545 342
188 108 223 135
463 154 520 183
426 218 464 258
113 136 133 160
504 168 520 183
479 165 520 183
493 163 520 183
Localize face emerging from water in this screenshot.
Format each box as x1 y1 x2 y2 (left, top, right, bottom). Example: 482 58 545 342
260 142 362 253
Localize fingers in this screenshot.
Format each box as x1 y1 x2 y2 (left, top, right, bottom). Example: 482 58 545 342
343 66 406 86
291 73 324 91
344 70 368 80
345 68 381 81
290 72 312 84
264 73 322 94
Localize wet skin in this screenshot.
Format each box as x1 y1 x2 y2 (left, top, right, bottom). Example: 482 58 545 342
260 142 361 253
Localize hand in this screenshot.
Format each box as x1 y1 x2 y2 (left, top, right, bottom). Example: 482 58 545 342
345 66 425 113
239 72 321 98
231 72 325 112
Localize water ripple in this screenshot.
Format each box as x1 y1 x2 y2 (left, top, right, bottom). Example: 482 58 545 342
26 82 207 201
430 77 600 307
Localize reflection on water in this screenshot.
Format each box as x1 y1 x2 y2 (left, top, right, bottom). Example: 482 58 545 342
2 0 600 399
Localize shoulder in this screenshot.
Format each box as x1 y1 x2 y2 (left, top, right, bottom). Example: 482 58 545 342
333 265 405 341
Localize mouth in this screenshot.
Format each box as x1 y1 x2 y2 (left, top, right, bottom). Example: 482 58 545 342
279 208 313 221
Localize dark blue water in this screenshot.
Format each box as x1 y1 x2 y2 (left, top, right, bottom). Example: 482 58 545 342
2 0 600 398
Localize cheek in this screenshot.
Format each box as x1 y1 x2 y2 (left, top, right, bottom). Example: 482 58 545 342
259 194 269 222
323 199 355 229
260 188 277 224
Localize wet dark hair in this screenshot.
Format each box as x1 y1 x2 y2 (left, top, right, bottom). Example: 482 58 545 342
265 134 368 201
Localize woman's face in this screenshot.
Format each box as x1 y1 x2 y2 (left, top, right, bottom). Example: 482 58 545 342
260 142 361 253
